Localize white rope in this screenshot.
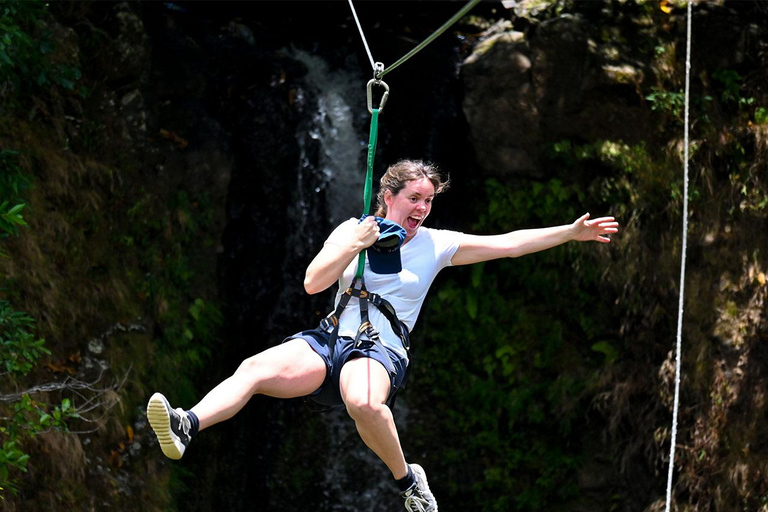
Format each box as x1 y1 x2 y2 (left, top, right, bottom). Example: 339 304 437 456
347 0 376 71
665 1 692 511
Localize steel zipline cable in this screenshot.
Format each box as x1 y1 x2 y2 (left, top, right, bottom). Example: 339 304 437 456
347 0 482 79
665 1 692 511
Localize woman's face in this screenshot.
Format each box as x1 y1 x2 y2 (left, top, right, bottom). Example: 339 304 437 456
384 177 435 240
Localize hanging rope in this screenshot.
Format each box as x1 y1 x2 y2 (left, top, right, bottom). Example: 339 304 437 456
348 0 482 78
665 1 692 511
347 0 375 71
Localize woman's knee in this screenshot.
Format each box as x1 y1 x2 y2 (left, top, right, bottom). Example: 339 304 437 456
235 355 263 376
345 394 387 422
342 375 391 420
230 354 272 394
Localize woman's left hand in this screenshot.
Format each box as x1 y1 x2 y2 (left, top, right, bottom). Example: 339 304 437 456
571 213 620 243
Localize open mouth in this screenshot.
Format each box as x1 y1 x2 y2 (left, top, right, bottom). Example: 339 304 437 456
405 216 421 231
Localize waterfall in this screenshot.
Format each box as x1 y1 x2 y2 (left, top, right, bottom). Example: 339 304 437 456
283 49 407 512
293 49 367 228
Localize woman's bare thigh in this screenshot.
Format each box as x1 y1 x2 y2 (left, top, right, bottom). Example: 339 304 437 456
243 338 327 399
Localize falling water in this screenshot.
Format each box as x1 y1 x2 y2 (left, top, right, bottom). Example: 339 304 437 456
293 49 367 227
284 49 409 511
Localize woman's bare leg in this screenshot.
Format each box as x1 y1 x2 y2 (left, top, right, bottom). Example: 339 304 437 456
191 338 326 430
339 357 408 480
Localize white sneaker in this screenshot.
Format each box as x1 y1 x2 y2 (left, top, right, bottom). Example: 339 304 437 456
401 463 438 512
146 392 192 460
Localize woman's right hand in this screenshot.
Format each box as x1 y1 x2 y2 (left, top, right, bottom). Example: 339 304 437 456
353 215 380 250
304 217 379 295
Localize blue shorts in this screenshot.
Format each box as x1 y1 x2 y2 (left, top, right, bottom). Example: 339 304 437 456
285 327 409 408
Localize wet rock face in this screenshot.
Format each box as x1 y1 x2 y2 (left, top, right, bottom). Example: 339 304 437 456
462 12 653 179
462 29 539 176
110 3 151 84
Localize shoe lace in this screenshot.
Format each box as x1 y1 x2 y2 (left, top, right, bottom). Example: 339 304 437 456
403 491 429 512
176 409 191 437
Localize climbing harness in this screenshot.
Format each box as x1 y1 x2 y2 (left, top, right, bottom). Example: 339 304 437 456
665 1 692 511
317 105 409 373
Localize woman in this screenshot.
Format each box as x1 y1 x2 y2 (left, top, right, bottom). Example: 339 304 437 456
147 159 619 512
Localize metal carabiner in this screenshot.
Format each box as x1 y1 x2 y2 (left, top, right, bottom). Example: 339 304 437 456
367 79 389 114
367 62 389 114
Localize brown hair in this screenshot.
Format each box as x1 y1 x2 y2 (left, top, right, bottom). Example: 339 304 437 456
374 160 450 217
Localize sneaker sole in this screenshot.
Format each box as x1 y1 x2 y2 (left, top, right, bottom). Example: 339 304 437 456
147 393 184 460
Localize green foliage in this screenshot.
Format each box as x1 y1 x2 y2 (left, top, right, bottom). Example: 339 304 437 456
646 87 685 120
0 440 29 495
712 69 745 104
0 150 30 253
0 146 75 498
548 139 654 175
547 138 692 227
0 1 43 78
119 189 223 403
711 69 763 128
0 150 31 198
0 301 49 375
476 177 582 230
162 298 222 373
417 177 618 511
0 202 26 239
754 106 768 125
0 394 79 495
0 0 83 103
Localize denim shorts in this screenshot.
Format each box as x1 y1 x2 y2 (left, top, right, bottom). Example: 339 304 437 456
285 327 409 408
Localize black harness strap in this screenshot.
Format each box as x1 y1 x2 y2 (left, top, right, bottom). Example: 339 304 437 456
318 276 409 375
365 291 409 348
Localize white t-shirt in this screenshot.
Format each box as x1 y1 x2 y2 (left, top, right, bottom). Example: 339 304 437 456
325 218 462 359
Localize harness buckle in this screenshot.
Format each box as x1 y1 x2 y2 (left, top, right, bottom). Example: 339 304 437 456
354 321 380 348
319 315 338 333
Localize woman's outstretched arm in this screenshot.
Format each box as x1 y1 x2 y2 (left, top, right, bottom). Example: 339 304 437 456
451 213 619 267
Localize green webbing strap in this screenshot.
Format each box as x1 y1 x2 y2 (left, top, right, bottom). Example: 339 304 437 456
354 107 380 279
364 108 379 215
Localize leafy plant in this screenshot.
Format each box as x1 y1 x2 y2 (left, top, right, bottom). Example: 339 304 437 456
0 441 29 495
0 394 79 495
0 302 49 375
712 69 743 104
0 0 82 103
0 147 78 498
646 87 685 120
119 188 223 404
0 150 29 257
755 106 768 125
